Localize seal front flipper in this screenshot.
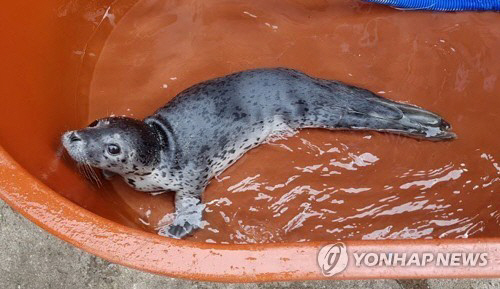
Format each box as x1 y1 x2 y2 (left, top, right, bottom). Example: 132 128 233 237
158 191 205 239
164 222 194 239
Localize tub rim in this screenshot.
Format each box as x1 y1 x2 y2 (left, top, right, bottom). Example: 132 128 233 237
0 145 499 282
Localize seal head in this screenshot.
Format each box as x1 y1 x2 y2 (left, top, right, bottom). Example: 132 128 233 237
62 116 161 175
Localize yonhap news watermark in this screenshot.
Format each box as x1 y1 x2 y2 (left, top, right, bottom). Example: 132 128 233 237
317 242 489 276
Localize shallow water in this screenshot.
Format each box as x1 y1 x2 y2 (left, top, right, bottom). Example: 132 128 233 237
72 0 499 243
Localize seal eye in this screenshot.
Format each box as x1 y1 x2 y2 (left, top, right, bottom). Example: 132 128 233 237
88 120 99 127
107 144 121 155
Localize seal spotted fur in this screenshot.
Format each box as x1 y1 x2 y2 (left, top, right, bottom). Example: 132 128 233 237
62 68 455 238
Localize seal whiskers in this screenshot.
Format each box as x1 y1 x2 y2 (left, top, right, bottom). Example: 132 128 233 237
77 159 102 188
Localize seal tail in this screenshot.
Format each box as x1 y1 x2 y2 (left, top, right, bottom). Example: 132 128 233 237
333 96 456 140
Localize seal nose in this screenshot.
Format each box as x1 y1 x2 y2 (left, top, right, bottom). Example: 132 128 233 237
68 131 82 142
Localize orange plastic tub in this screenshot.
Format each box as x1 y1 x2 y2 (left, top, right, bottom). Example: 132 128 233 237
1 0 499 281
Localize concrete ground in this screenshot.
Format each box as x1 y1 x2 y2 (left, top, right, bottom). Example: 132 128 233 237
1 200 498 289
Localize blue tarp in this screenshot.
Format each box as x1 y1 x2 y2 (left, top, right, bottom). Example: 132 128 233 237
364 0 500 11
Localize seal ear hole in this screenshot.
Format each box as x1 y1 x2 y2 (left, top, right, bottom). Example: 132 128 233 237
107 144 121 155
88 120 99 127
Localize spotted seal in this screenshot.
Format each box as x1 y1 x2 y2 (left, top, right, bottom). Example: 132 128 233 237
62 68 455 238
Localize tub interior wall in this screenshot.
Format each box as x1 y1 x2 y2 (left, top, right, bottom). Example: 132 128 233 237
0 0 499 243
0 0 141 226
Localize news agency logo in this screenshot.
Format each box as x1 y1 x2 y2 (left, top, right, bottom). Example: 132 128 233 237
317 242 349 276
317 242 490 277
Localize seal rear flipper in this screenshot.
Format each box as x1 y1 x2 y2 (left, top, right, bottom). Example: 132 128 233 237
307 80 455 140
338 100 456 140
373 98 456 140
